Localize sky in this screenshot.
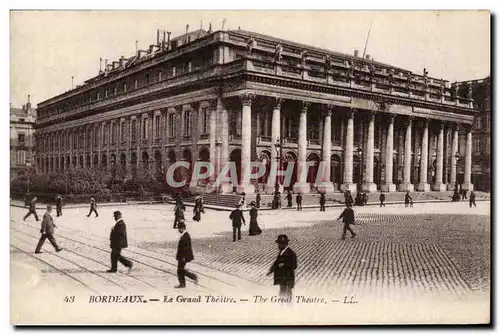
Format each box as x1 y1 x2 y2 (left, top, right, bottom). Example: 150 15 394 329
10 10 490 108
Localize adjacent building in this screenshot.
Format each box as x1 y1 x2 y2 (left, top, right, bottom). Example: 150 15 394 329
10 96 36 179
456 77 491 191
35 27 478 194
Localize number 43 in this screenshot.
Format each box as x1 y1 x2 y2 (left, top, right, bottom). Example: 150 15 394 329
64 296 75 303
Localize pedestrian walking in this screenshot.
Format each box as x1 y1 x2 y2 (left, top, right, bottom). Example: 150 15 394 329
239 193 247 209
175 220 198 288
248 201 262 236
319 192 326 211
404 192 412 208
267 234 297 300
174 199 186 229
87 196 98 218
337 204 356 240
345 190 354 207
55 194 63 217
229 204 246 242
256 191 261 209
362 192 368 205
462 189 468 200
469 191 476 208
23 196 39 221
379 193 386 207
107 210 133 273
296 193 303 211
35 205 63 254
192 195 203 222
286 191 293 208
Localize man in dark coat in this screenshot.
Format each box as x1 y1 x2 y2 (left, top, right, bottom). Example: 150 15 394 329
256 191 261 209
296 193 303 211
107 210 133 273
319 192 326 211
469 191 477 208
229 204 246 242
286 191 293 208
55 194 63 217
267 234 297 300
175 220 198 288
337 204 356 240
35 205 63 253
23 196 39 221
174 199 186 229
404 192 412 208
87 196 98 218
379 193 386 207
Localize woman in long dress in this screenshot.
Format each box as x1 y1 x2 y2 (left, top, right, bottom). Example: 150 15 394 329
193 195 203 222
248 201 262 236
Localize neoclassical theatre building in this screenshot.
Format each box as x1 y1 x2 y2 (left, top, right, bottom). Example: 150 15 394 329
35 28 477 194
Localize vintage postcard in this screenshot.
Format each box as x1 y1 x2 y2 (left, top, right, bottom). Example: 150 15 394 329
9 10 491 325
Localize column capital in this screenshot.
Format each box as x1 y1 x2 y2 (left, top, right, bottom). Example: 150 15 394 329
300 101 310 113
463 123 473 133
347 108 356 118
378 100 392 112
240 93 255 106
272 97 283 110
209 99 218 110
388 113 395 123
405 115 413 126
422 118 429 127
174 105 183 113
438 120 445 130
189 102 200 111
369 110 377 120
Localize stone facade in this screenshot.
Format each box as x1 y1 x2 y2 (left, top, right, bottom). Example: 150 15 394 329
10 96 36 179
35 28 477 194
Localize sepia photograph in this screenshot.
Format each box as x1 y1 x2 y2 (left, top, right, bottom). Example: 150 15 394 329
9 10 491 325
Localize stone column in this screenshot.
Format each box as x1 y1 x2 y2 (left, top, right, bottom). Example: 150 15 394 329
208 100 217 184
417 119 430 191
399 117 414 192
237 93 255 194
318 105 334 193
219 100 231 194
267 97 282 193
447 125 459 190
381 114 396 192
363 111 377 192
341 109 356 192
432 122 446 191
463 125 474 191
293 101 310 194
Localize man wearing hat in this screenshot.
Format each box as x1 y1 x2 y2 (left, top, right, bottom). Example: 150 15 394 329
175 220 198 288
267 234 297 299
108 210 133 273
87 196 98 218
229 204 246 242
23 196 39 221
35 205 63 254
337 204 356 240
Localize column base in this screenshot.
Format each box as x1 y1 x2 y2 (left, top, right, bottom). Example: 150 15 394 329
416 183 431 192
431 183 447 192
237 184 255 195
265 184 283 194
340 183 358 193
362 182 378 193
219 182 234 194
293 182 310 194
316 182 335 193
462 183 474 191
447 183 458 191
380 183 396 192
398 183 414 192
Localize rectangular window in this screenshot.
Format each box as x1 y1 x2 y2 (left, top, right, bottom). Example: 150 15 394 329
475 116 481 129
202 107 209 134
80 131 84 148
142 118 149 140
18 133 26 143
17 150 26 165
111 123 116 144
131 119 137 142
120 122 125 142
474 138 481 154
183 111 191 136
158 71 163 82
332 120 342 143
168 113 175 137
134 80 138 89
155 115 161 138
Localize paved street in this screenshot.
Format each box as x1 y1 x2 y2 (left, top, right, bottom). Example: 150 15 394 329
10 201 490 324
